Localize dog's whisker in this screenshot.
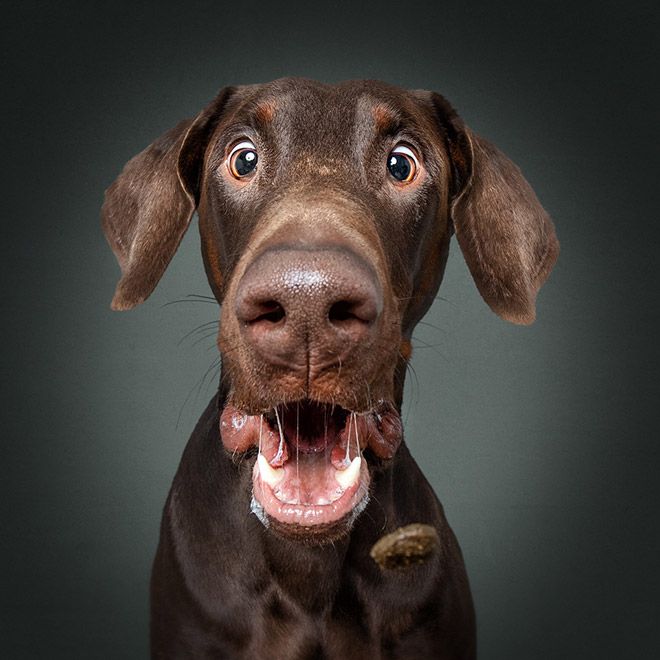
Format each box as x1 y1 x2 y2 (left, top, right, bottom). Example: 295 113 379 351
365 379 373 413
185 293 217 301
416 320 449 335
273 406 285 464
191 330 222 348
324 406 328 446
402 356 421 427
410 336 448 361
175 355 221 429
193 359 222 412
177 319 220 346
161 298 219 308
258 414 263 455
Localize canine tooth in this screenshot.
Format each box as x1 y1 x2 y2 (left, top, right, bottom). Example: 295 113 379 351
257 454 285 487
335 456 361 490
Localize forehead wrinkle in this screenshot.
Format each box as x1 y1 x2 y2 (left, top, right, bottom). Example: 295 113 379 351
354 95 409 148
237 99 280 134
371 102 402 135
219 89 287 138
252 98 277 124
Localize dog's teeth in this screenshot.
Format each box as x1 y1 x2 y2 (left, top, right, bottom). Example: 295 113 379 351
257 454 285 487
335 456 361 490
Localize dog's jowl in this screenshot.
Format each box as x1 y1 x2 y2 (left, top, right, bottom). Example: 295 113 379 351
103 78 558 659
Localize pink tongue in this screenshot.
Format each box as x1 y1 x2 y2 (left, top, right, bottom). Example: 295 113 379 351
272 452 344 505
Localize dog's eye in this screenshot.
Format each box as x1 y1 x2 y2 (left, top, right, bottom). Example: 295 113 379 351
228 140 258 178
387 144 418 183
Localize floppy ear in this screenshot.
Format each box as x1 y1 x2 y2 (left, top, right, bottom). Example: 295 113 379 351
102 87 235 310
431 93 559 325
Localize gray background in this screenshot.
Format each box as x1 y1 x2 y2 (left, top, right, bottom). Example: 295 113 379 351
3 1 658 658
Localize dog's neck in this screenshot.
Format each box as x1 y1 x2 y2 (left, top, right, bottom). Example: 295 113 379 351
259 531 350 611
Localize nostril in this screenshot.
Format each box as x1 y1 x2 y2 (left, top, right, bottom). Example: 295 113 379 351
250 300 285 325
328 298 377 329
237 294 287 327
328 300 357 323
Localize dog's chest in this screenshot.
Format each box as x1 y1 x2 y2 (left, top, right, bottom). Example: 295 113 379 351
220 570 444 660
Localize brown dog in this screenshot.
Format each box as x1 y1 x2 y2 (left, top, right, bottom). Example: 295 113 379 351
103 78 558 659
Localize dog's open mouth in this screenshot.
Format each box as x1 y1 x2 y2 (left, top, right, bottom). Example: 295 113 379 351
220 399 402 531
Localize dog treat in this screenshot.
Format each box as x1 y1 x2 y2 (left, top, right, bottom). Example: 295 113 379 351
370 523 440 570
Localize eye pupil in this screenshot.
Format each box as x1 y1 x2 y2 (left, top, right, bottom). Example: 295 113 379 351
388 153 413 182
232 149 258 176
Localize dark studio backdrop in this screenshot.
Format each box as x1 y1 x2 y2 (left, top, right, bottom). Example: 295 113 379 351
2 1 658 658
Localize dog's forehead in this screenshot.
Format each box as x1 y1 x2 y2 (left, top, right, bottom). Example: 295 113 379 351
231 78 429 148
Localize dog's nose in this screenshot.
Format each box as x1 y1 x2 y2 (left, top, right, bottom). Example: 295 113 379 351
235 248 382 369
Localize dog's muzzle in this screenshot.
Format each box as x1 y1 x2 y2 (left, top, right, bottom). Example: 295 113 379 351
218 237 404 537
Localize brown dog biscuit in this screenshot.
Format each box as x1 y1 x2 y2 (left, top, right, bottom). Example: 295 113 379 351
370 524 440 570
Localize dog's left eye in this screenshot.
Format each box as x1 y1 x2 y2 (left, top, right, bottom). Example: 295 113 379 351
228 140 258 178
387 144 419 184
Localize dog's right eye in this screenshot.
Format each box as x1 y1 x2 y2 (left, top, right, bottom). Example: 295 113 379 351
228 140 258 178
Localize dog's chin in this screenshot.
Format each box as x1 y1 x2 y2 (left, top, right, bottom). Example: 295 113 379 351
220 399 402 543
250 488 371 545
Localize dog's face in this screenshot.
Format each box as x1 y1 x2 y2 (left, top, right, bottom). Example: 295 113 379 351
103 78 558 542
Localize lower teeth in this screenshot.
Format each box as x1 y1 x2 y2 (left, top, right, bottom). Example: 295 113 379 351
256 452 362 505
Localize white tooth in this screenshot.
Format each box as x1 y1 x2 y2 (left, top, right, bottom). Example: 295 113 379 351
335 456 361 490
257 454 285 487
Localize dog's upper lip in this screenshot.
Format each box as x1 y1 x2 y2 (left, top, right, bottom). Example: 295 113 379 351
220 399 402 463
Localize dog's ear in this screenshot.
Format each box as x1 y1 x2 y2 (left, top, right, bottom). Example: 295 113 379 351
430 93 559 325
102 87 235 310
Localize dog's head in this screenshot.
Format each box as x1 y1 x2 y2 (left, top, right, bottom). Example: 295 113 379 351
103 78 558 542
